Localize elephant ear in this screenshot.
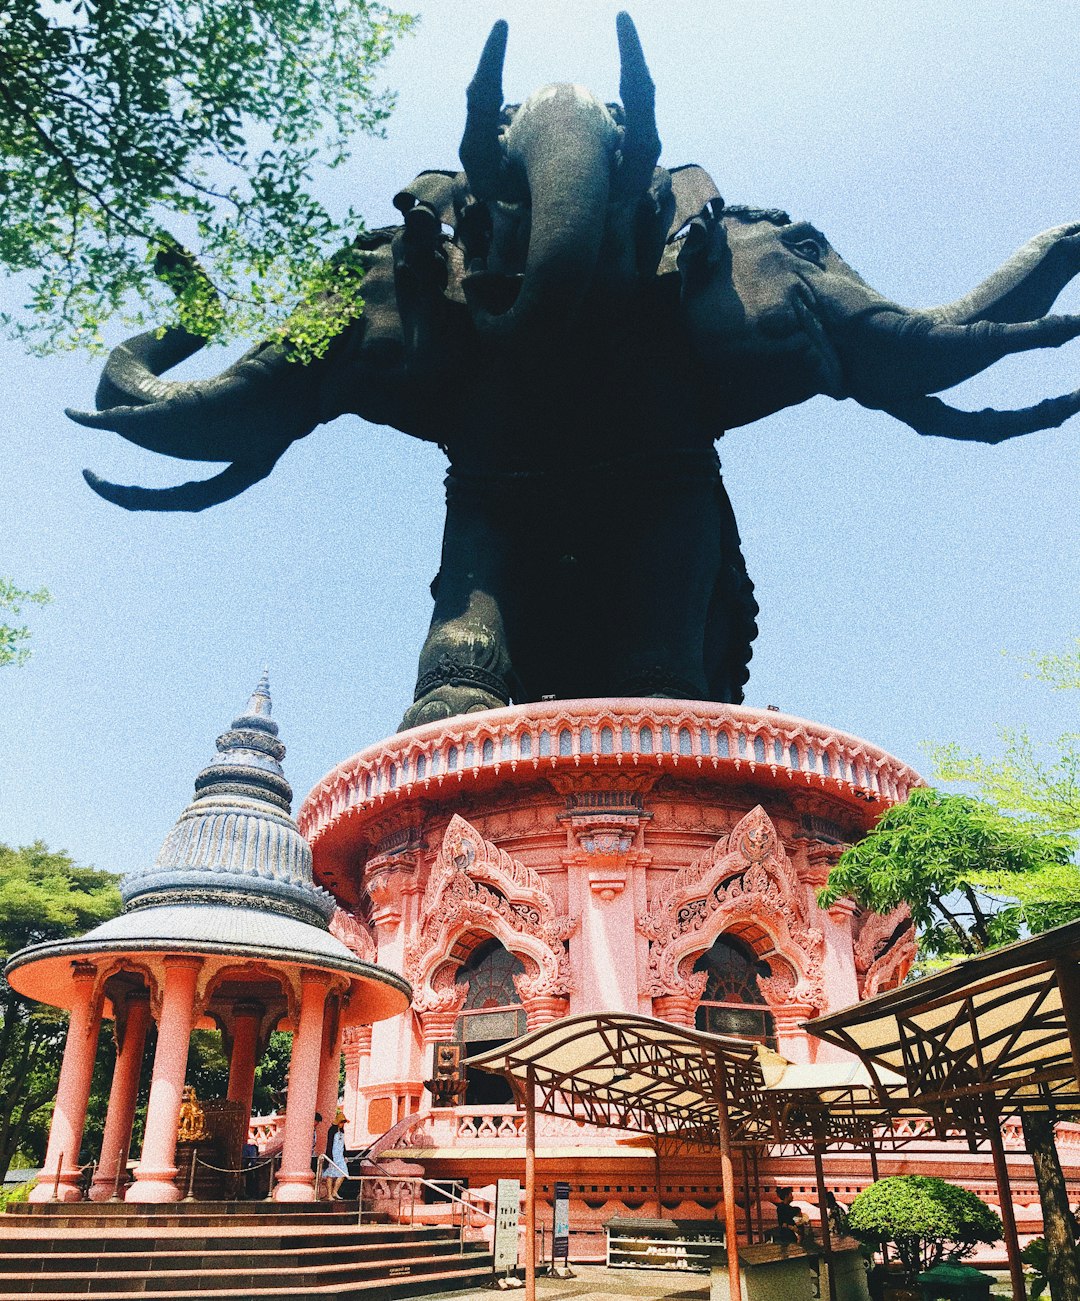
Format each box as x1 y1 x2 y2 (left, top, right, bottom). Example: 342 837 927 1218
666 165 723 240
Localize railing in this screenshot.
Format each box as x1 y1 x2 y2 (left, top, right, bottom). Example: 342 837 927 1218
353 1172 495 1250
299 700 921 843
391 1105 628 1151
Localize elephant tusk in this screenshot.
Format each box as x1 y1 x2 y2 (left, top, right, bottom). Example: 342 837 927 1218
879 390 1080 444
82 454 284 513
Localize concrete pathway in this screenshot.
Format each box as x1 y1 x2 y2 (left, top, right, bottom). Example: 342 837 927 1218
447 1264 709 1301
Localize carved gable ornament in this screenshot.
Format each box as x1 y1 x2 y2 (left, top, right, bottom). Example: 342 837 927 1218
329 908 378 964
405 815 577 1012
854 904 916 997
640 805 825 1011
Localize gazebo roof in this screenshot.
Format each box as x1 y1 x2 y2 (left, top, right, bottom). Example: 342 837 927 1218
6 676 411 1025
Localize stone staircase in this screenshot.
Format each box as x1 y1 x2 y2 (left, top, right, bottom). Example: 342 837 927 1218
0 1201 493 1299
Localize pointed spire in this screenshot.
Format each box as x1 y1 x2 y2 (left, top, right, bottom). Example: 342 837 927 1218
122 673 334 926
232 669 277 735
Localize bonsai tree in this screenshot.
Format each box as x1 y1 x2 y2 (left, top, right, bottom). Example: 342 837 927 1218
847 1176 1003 1278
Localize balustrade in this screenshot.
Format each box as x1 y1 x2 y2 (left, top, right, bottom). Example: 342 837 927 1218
300 701 920 843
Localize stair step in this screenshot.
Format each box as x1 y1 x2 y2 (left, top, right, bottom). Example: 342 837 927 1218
0 1249 493 1292
3 1209 361 1226
0 1261 494 1300
0 1228 459 1255
0 1240 486 1273
9 1202 366 1212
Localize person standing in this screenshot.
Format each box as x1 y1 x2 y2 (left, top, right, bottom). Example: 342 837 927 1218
324 1110 348 1200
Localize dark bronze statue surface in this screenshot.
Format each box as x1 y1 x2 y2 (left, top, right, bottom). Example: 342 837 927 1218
70 15 1080 729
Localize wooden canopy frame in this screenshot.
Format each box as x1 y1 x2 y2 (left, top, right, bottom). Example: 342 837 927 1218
465 1012 913 1301
806 918 1080 1301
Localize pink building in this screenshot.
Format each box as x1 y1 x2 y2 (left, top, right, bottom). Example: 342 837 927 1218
301 698 921 1221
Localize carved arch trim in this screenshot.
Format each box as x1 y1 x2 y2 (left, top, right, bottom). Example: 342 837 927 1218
855 905 916 997
639 805 826 1012
405 815 577 1012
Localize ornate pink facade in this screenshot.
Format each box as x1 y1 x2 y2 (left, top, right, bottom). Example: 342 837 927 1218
300 699 920 1177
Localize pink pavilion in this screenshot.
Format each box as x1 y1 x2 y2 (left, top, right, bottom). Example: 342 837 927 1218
6 676 409 1203
298 698 926 1224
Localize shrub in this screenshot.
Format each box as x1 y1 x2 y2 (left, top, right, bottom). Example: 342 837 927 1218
0 1178 36 1210
847 1176 1002 1277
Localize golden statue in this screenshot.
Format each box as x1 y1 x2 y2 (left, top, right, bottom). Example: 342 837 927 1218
177 1084 208 1142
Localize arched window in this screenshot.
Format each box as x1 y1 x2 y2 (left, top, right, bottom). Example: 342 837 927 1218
692 935 776 1048
455 939 527 1105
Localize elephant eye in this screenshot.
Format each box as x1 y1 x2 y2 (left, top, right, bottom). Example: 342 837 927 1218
787 238 825 266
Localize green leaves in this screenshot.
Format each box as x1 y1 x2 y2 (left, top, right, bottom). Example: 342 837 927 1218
817 787 1077 959
0 0 415 353
847 1176 1003 1275
0 579 51 669
0 842 121 1180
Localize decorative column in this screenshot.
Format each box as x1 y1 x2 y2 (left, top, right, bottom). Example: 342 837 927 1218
127 954 203 1203
30 961 102 1202
342 1025 371 1147
314 995 343 1165
89 988 151 1201
772 1003 817 1064
226 1000 262 1122
521 994 569 1029
274 968 331 1201
652 994 698 1029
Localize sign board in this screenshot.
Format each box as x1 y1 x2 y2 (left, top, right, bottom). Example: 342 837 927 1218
494 1178 521 1272
552 1181 570 1264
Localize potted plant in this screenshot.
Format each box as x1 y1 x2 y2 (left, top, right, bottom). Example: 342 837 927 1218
847 1176 1002 1300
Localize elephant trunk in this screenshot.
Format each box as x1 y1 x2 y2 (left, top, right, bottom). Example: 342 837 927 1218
468 85 619 338
834 305 1080 404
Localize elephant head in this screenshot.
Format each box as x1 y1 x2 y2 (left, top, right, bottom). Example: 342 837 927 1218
457 12 670 338
678 203 1080 440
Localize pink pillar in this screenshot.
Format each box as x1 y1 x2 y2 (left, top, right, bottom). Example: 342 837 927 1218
274 969 331 1202
342 1025 371 1147
31 961 102 1202
227 1001 262 1122
126 954 202 1203
89 989 151 1201
315 997 343 1156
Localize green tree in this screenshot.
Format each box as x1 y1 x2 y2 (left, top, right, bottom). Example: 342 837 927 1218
818 786 1078 964
930 637 1080 840
846 1176 1002 1278
0 0 414 355
0 842 121 1182
0 579 51 668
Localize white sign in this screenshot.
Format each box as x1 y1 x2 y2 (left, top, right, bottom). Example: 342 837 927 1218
494 1178 521 1272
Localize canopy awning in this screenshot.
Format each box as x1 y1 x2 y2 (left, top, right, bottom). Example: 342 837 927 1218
805 917 1080 1111
464 1011 769 1147
464 1011 911 1149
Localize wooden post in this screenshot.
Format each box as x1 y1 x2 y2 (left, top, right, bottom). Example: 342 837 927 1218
524 1065 536 1301
715 1058 741 1301
1054 960 1080 1092
741 1147 753 1243
811 1116 835 1301
866 1127 889 1269
751 1147 764 1241
984 1103 1026 1301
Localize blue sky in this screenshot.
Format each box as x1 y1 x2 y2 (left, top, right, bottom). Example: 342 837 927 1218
2 0 1077 877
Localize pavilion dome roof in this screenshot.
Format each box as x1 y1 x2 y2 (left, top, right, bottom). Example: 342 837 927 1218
121 673 336 927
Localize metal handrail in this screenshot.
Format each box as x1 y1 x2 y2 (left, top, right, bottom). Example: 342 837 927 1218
352 1168 497 1250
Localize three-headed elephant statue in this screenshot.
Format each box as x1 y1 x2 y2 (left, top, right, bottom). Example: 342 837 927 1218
70 13 1080 728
